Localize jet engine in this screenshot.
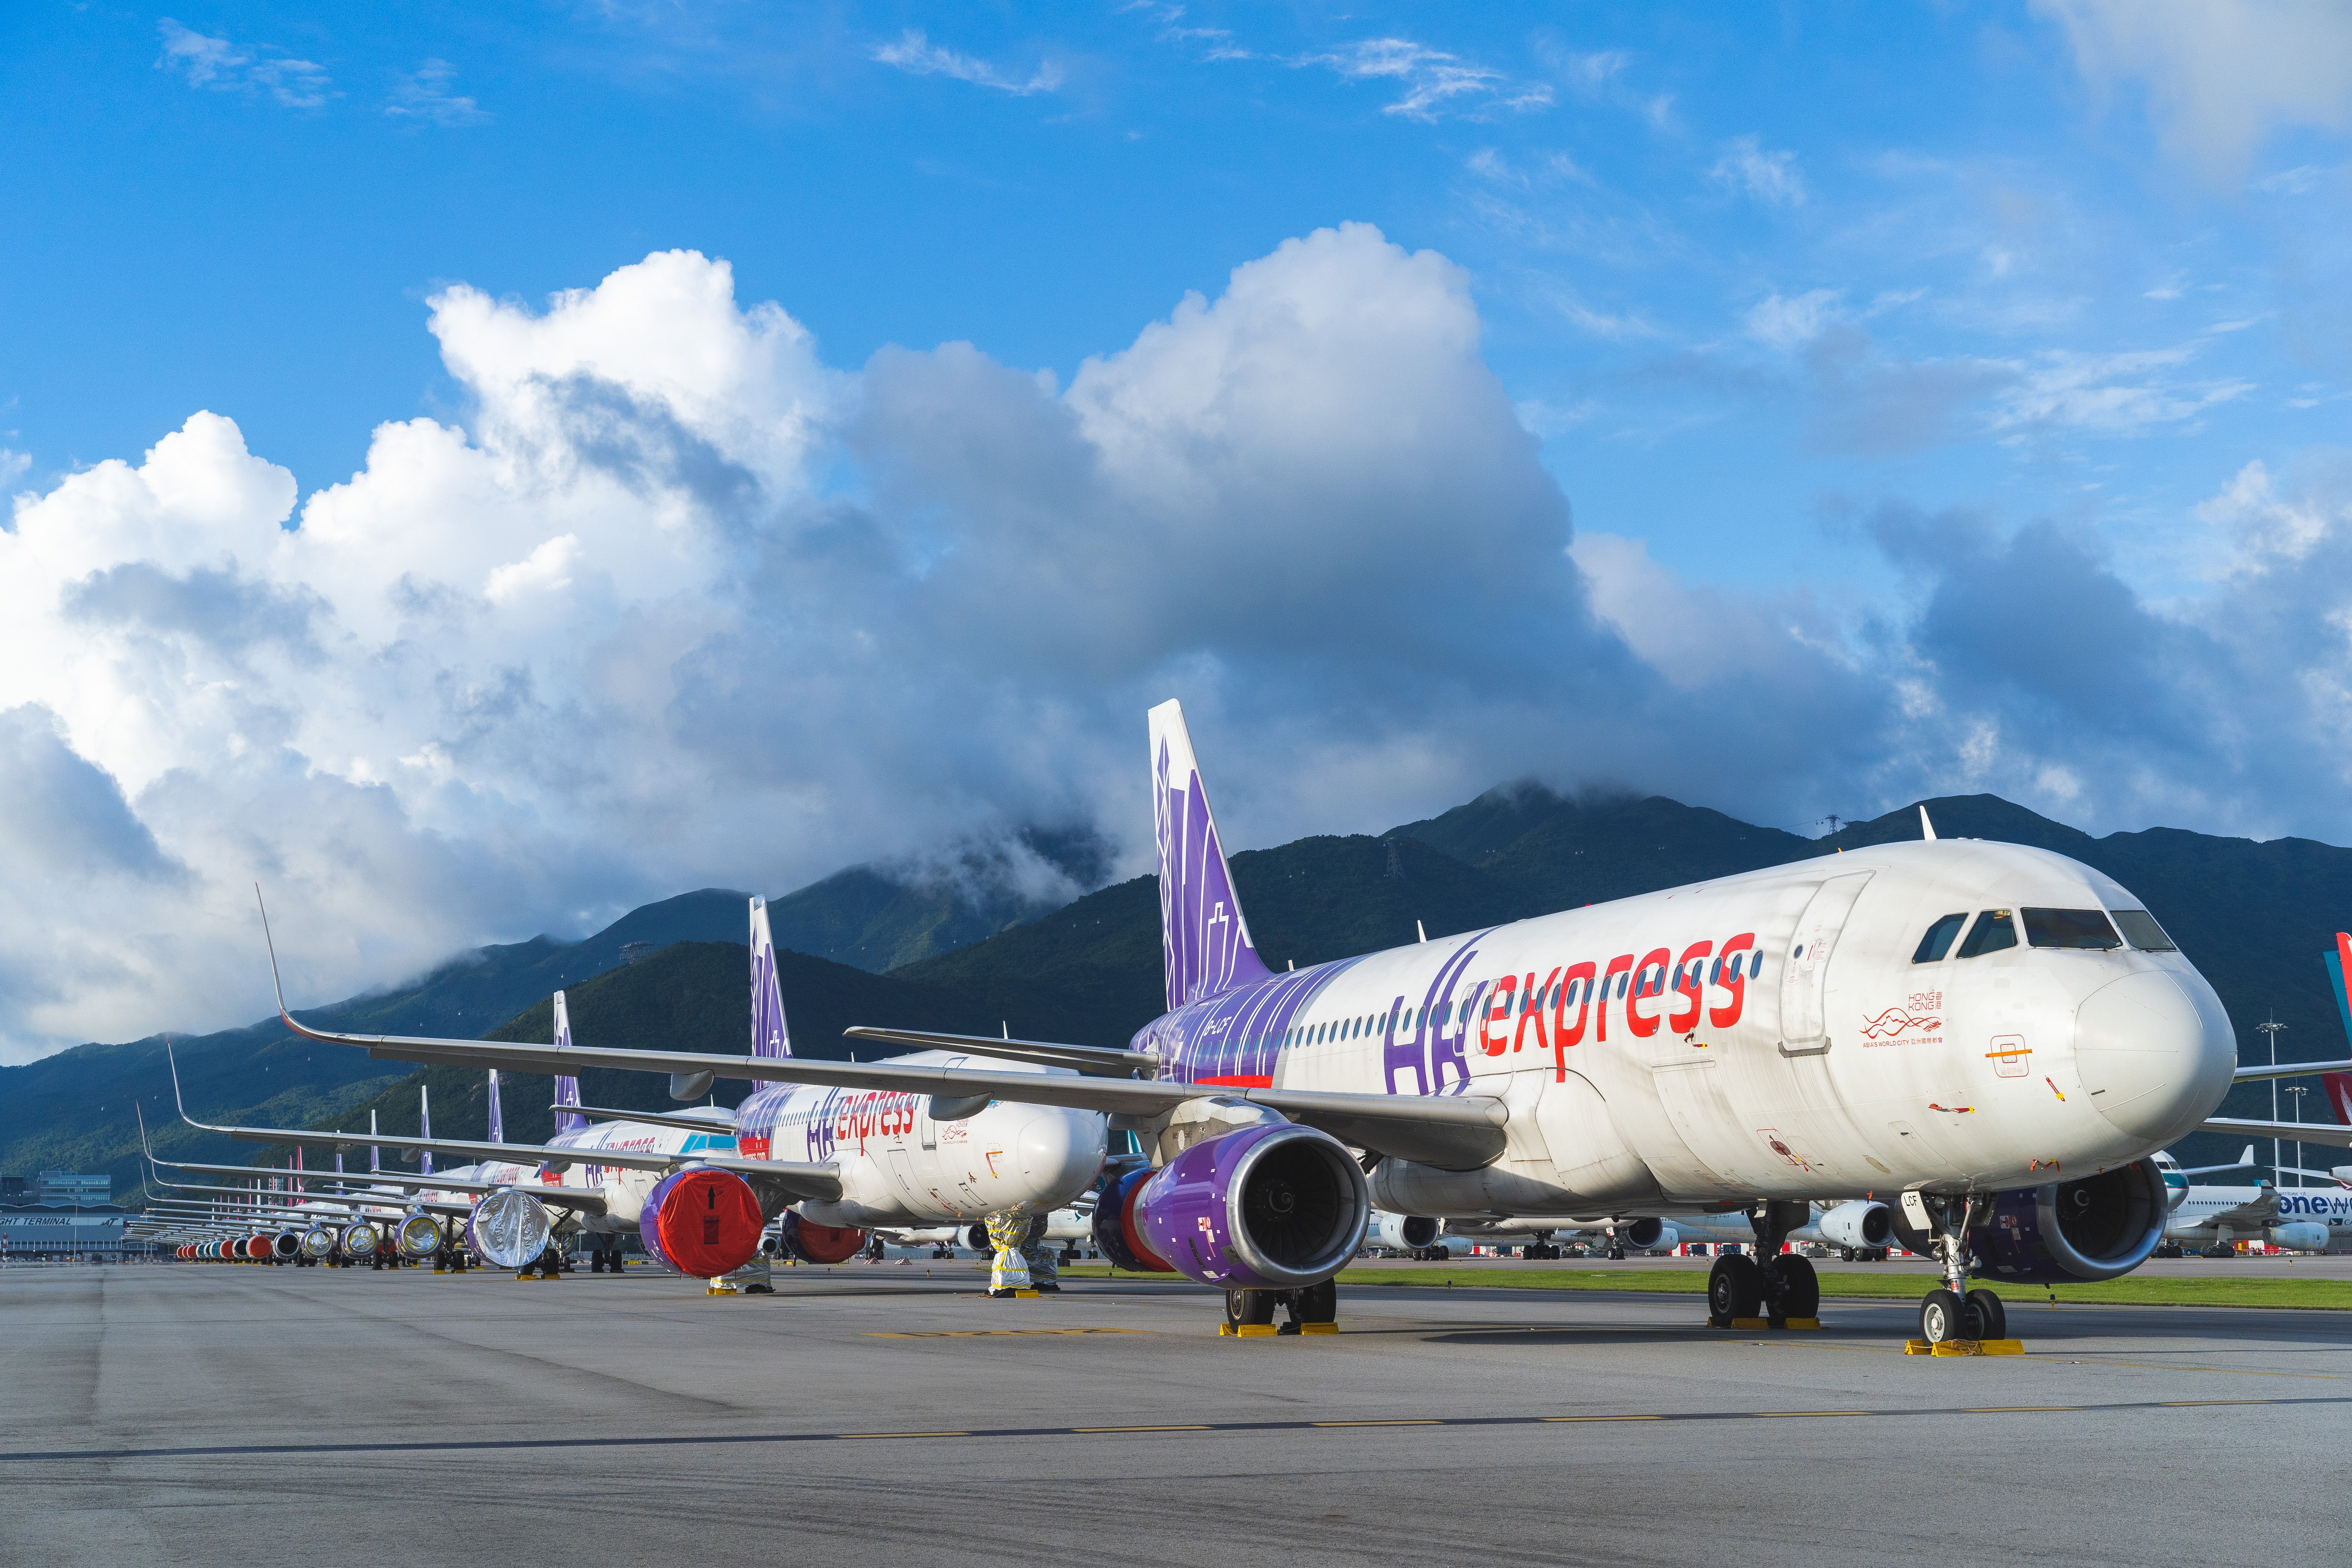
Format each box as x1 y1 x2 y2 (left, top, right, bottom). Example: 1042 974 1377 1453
467 1189 550 1269
338 1221 382 1260
2267 1222 2328 1253
776 1208 866 1266
1091 1168 1175 1273
964 1222 990 1254
271 1231 302 1260
300 1226 336 1260
1967 1158 2169 1284
1613 1217 1666 1249
241 1235 270 1260
639 1167 764 1276
1129 1123 1370 1290
1815 1199 1893 1250
1366 1211 1440 1252
395 1213 445 1260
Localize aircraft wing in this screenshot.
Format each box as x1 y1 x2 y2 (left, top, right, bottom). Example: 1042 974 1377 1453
255 908 1503 1169
840 1026 1158 1078
274 1019 1509 1170
2231 1058 2352 1082
2199 1117 2352 1148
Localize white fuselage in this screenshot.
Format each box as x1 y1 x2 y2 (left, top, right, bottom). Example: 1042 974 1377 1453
734 1053 1108 1228
425 1057 1107 1235
1143 840 2237 1211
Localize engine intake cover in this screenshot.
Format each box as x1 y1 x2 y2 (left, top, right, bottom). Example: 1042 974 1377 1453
777 1208 866 1265
641 1167 764 1277
467 1189 551 1269
1092 1168 1175 1273
396 1213 445 1259
338 1220 382 1260
1135 1123 1370 1289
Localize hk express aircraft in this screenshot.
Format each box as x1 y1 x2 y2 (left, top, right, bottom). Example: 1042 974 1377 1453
264 702 2240 1344
230 895 1107 1278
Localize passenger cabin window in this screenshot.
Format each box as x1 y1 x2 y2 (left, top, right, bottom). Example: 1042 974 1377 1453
1957 909 2016 958
1912 913 1968 963
2023 908 2122 950
2109 909 2178 952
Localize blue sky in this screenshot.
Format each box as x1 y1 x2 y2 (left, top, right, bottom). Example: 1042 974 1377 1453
3 2 2352 1052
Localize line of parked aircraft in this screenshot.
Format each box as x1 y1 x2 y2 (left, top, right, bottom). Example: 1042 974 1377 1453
132 702 2352 1346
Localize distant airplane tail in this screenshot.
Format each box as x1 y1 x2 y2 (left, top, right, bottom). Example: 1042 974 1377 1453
751 897 792 1059
2323 1071 2352 1127
368 1109 380 1174
487 1069 504 1145
1150 699 1272 1012
552 991 584 1132
419 1086 433 1176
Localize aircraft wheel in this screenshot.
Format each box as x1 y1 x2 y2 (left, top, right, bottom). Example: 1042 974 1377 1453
1707 1253 1764 1324
1965 1288 2007 1342
1919 1287 1966 1344
1224 1289 1276 1329
1766 1254 1820 1318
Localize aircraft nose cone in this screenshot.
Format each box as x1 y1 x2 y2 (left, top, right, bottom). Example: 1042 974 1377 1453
2075 969 2237 1146
1017 1107 1109 1200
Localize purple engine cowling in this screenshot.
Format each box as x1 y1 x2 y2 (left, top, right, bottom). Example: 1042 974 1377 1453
1133 1123 1370 1290
1968 1158 2168 1284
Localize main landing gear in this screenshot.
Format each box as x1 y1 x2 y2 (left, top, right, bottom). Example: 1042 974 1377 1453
1222 1280 1339 1336
1706 1201 1819 1327
1911 1194 2007 1346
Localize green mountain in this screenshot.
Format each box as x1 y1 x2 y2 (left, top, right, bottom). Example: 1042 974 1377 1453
23 783 2352 1203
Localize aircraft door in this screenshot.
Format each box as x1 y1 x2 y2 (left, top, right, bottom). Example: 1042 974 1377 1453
1780 873 1874 1048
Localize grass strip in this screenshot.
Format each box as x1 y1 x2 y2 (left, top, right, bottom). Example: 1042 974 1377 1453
1057 1263 2352 1311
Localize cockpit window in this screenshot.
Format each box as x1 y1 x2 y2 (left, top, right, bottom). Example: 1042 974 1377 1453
1957 909 2017 958
1912 913 1968 964
2109 909 2178 952
2023 908 2122 950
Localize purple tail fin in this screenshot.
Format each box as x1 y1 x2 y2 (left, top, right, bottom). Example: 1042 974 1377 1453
552 991 584 1132
750 897 792 1059
1150 699 1273 1012
369 1109 380 1174
487 1069 504 1145
419 1086 433 1177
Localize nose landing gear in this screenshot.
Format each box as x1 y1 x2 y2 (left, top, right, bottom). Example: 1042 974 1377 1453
1910 1193 2007 1344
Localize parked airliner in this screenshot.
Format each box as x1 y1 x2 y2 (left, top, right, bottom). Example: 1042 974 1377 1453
260 701 2238 1345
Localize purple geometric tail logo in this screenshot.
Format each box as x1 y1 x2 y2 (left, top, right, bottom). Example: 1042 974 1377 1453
1151 700 1272 1013
486 1068 504 1145
552 991 584 1132
750 897 792 1059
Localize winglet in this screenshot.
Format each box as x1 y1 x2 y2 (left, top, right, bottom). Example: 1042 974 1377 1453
1919 805 1937 842
166 1038 195 1125
255 883 294 1021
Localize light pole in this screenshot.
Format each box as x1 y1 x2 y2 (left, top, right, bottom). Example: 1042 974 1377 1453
2286 1085 2309 1187
2256 1015 2288 1184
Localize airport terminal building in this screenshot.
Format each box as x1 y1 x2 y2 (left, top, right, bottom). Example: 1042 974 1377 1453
0 1172 150 1260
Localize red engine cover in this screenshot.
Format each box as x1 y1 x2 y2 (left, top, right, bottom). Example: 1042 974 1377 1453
245 1235 271 1260
779 1210 867 1265
642 1168 764 1277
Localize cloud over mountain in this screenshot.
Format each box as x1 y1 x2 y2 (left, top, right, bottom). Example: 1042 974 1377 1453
3 225 2347 1059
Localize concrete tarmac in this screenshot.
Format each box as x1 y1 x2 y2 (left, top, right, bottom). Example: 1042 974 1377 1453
2 1261 2347 1568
